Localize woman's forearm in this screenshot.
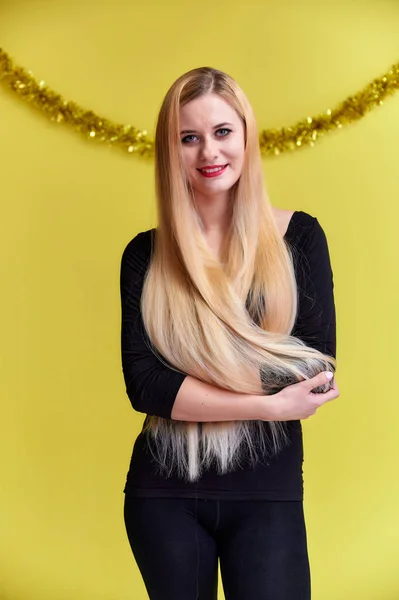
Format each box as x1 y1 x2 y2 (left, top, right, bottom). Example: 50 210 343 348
170 375 267 422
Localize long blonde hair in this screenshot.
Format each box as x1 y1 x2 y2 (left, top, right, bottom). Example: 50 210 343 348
140 66 336 482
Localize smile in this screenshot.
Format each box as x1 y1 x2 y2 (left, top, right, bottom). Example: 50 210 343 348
197 164 229 178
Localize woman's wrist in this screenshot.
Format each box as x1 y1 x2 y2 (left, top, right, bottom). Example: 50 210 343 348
252 394 278 422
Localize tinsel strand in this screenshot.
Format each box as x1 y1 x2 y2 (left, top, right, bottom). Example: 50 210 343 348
0 48 398 158
260 63 399 156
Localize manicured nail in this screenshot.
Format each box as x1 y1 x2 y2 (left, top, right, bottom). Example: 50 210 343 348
325 372 334 380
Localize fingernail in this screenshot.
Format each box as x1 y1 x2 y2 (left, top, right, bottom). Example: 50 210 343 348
325 372 334 380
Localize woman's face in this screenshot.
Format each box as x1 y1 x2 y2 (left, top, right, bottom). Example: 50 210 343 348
179 93 245 201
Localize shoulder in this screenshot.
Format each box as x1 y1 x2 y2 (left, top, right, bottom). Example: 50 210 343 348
120 228 155 274
279 209 327 248
122 228 155 257
272 207 323 242
275 210 332 279
283 212 333 290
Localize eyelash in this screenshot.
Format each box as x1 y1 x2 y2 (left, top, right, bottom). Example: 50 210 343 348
181 128 232 144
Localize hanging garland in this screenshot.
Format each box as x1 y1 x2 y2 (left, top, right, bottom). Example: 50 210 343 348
0 48 398 158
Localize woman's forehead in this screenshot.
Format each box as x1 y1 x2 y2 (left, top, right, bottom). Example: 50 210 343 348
180 95 239 129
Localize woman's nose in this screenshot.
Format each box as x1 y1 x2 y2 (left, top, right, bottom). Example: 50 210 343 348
200 138 219 162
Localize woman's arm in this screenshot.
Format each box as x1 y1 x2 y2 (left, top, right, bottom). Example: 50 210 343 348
121 231 186 419
290 215 337 359
170 376 265 422
121 231 264 422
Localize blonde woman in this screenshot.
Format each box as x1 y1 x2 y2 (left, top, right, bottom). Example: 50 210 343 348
120 67 339 600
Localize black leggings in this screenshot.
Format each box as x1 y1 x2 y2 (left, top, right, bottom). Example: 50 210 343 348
123 494 311 600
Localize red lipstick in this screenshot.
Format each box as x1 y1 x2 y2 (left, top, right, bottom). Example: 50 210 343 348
197 164 228 178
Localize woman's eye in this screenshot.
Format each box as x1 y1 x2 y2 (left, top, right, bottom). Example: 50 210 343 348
216 128 232 137
181 134 198 144
181 128 232 144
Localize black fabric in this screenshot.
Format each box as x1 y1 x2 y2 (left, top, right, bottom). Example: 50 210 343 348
120 210 336 500
123 495 311 600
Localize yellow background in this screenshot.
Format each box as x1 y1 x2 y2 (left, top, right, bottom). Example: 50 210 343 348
1 1 398 598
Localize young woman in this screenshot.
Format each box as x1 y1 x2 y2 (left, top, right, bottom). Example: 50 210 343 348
120 66 339 600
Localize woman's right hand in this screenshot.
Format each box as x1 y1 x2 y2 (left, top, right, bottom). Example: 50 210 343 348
261 372 340 421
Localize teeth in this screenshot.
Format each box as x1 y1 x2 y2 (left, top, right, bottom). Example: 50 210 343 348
200 166 225 173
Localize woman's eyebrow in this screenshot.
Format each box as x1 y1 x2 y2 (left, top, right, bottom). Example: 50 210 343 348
180 122 234 134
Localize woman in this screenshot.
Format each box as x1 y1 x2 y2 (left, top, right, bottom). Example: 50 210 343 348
120 66 339 600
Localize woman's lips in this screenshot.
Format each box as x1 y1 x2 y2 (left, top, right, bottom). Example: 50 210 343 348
197 164 229 178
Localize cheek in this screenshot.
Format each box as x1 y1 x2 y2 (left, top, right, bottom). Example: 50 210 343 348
228 154 244 175
180 151 196 178
182 149 199 170
227 139 245 161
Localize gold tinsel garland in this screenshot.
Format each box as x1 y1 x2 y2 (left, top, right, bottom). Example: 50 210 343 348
0 48 398 158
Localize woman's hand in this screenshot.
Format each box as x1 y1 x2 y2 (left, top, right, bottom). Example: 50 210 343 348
261 372 340 421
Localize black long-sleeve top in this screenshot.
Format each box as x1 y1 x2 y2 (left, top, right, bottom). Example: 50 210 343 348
120 210 336 500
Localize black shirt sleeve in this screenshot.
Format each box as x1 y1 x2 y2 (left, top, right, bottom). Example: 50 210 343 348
120 231 188 419
290 216 337 359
